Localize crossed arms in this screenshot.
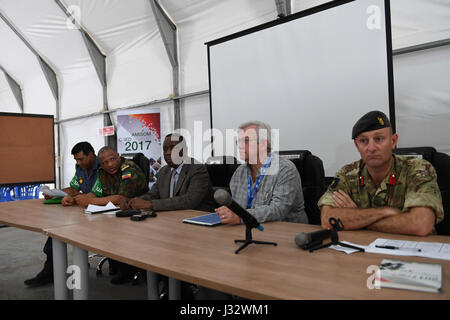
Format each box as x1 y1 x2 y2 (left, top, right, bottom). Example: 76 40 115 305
320 189 435 236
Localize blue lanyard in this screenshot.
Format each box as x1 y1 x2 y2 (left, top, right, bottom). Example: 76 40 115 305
247 155 273 209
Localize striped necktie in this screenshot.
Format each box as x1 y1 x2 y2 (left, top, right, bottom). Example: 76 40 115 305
169 169 178 198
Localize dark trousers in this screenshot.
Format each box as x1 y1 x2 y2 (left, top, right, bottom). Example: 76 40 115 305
43 237 52 256
109 259 133 275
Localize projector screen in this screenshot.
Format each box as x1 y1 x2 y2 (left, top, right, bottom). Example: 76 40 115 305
0 112 55 186
207 0 394 176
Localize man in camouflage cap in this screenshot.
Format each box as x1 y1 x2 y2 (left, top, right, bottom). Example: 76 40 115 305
318 110 444 236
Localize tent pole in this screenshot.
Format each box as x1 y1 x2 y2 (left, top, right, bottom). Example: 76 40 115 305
150 0 180 129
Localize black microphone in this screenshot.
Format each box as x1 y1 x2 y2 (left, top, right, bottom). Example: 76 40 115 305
214 189 264 231
130 210 157 221
294 229 332 250
116 209 142 217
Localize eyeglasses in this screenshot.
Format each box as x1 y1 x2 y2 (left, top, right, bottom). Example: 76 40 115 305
236 137 259 145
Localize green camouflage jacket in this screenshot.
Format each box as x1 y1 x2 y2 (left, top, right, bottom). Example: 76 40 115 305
90 157 148 198
318 154 444 224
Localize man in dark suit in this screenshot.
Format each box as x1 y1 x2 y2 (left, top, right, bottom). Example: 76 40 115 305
120 133 215 299
120 133 216 212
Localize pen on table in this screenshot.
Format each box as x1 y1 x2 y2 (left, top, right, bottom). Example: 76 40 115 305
85 208 120 214
375 245 422 252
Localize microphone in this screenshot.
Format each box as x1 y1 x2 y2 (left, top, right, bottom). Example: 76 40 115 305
294 229 332 250
130 210 157 221
214 189 264 231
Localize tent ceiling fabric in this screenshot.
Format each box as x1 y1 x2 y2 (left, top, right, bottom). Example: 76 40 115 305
0 13 56 115
61 0 173 110
0 0 101 118
0 0 449 184
0 69 20 113
1 0 448 119
161 0 278 94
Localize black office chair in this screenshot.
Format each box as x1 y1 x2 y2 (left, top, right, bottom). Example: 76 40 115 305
393 147 450 235
206 156 240 193
279 150 325 225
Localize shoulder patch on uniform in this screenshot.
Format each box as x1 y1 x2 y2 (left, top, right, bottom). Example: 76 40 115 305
329 178 340 189
417 170 430 177
122 172 132 180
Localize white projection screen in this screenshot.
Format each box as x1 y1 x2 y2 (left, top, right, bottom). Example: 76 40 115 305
208 0 395 176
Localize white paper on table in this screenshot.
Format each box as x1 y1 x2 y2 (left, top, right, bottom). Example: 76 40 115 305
366 238 450 261
329 241 368 254
42 188 68 198
84 201 119 214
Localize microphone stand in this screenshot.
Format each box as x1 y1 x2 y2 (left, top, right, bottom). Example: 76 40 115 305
309 217 364 253
234 224 277 254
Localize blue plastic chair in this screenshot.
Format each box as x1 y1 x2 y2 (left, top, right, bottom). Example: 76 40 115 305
34 185 42 199
18 184 41 200
10 186 21 201
0 187 14 202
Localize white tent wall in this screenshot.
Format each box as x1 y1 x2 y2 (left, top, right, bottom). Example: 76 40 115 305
292 0 450 49
0 70 20 112
389 0 450 49
59 100 175 187
0 0 449 186
60 115 104 187
56 0 175 187
179 95 211 162
162 0 278 94
290 0 450 159
162 0 280 163
22 75 56 115
390 0 450 155
394 45 450 155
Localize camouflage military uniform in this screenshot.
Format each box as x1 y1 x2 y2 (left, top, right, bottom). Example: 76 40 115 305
318 154 444 224
90 157 148 198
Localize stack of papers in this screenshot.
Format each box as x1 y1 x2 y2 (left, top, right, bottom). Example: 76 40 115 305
42 188 68 198
84 202 119 215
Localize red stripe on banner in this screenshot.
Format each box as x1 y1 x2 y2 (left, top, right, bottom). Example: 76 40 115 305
130 113 161 140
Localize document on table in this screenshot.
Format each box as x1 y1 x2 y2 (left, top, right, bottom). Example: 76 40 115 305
329 241 366 254
84 202 119 215
329 238 450 260
366 238 450 261
42 188 68 198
